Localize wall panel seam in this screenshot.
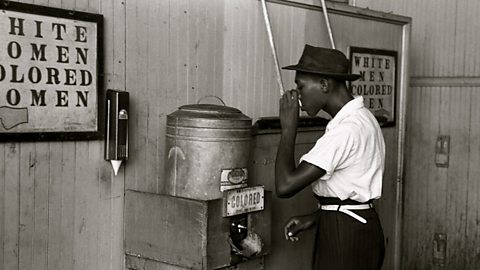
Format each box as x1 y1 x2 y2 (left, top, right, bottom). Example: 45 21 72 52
410 77 480 87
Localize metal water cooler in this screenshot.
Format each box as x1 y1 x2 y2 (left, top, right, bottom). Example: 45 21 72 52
125 103 271 270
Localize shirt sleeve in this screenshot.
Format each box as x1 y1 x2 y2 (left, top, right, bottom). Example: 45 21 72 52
299 125 357 180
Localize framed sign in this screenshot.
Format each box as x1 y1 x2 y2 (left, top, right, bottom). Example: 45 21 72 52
349 47 397 127
0 2 103 141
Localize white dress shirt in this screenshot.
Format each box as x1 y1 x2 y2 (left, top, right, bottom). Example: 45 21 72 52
300 96 385 203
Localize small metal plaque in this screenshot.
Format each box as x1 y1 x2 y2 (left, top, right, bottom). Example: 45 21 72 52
220 168 248 192
225 186 264 217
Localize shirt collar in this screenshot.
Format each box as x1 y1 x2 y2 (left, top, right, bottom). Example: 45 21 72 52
326 96 364 131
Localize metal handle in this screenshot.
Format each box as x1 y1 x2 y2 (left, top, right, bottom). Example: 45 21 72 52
260 0 285 96
196 95 226 106
320 0 336 49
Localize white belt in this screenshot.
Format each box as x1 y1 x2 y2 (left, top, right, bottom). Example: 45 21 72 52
318 203 373 224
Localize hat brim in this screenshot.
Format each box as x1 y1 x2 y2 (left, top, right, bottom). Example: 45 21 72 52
282 64 361 81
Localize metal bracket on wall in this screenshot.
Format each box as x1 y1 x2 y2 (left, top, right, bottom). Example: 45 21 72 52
433 233 447 267
435 135 450 168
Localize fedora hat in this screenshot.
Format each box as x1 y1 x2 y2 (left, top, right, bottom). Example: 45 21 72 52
282 45 361 81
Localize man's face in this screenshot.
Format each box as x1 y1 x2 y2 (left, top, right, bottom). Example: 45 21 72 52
294 72 327 116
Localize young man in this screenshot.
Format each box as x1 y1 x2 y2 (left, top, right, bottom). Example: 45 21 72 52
275 45 385 269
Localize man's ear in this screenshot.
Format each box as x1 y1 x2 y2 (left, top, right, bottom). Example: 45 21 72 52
319 78 328 93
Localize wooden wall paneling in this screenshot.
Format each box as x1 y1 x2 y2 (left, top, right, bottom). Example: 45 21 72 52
33 143 50 270
254 0 268 117
59 142 76 270
280 7 301 94
98 0 123 250
260 3 276 118
441 0 456 77
172 0 190 106
196 0 217 101
0 144 4 268
443 88 470 269
75 0 89 11
89 141 103 270
98 166 113 270
403 87 421 270
32 0 47 6
430 0 442 76
125 0 149 192
474 0 480 75
402 87 423 269
264 0 304 117
73 0 109 268
103 0 127 92
408 0 425 77
304 6 331 48
424 87 444 270
212 0 225 100
47 143 63 270
224 0 236 110
100 2 127 267
187 0 199 105
82 1 120 268
466 88 480 269
0 0 124 270
468 0 480 76
356 0 480 78
251 0 266 118
123 0 228 193
182 0 196 106
463 0 473 76
222 0 237 109
425 0 438 77
153 0 171 194
425 0 442 77
73 142 89 270
402 87 474 269
235 0 250 112
47 0 62 8
453 0 467 76
268 2 295 105
19 143 35 270
58 0 75 9
243 0 257 117
3 143 20 270
144 0 162 193
377 129 398 270
424 88 445 270
254 2 271 117
238 0 251 116
257 0 288 118
230 0 243 111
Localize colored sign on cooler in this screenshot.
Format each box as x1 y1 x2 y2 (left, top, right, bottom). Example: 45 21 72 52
224 186 264 217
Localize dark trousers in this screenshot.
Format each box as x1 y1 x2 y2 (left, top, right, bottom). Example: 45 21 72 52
312 197 385 270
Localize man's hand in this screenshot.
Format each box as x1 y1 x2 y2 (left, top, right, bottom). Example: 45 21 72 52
284 212 318 241
279 89 299 132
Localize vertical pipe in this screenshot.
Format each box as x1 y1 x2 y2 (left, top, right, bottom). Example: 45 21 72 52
394 21 411 270
260 0 285 96
320 0 336 49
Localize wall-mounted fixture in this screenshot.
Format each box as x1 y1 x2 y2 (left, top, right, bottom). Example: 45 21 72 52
105 90 129 175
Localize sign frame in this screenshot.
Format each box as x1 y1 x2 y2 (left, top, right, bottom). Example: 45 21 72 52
349 46 398 127
224 185 265 217
0 1 104 141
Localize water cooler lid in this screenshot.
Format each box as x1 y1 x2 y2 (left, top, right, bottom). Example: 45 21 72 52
167 104 252 128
